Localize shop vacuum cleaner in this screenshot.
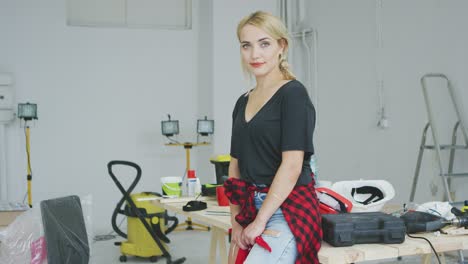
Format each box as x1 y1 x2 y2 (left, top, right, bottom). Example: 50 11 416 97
108 160 186 263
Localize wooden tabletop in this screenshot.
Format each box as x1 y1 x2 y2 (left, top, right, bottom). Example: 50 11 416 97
153 197 468 264
319 233 468 263
155 197 231 231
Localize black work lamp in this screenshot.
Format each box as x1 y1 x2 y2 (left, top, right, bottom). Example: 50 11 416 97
197 116 214 136
161 114 179 137
18 102 38 121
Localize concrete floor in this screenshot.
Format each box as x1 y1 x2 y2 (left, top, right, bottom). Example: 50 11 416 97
1 223 466 263
91 229 220 264
91 229 467 264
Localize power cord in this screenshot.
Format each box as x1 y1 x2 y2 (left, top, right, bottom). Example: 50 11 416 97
24 126 33 179
93 216 126 242
166 135 181 144
406 232 441 264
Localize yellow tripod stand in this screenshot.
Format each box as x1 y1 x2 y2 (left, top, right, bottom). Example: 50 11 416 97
25 126 32 208
165 142 210 231
18 102 38 208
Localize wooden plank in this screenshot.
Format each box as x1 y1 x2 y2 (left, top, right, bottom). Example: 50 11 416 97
424 235 464 252
349 243 398 262
208 228 218 264
462 234 468 249
318 234 466 264
318 242 362 264
442 226 468 236
156 197 468 263
388 237 432 256
157 196 214 204
161 200 232 231
217 228 228 264
156 202 192 218
406 233 467 252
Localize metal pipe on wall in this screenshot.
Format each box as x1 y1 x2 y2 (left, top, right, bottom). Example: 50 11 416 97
278 0 320 173
279 0 318 111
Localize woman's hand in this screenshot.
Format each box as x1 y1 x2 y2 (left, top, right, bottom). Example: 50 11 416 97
231 221 248 250
241 219 266 246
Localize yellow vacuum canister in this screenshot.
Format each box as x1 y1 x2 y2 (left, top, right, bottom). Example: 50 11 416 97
108 160 185 263
120 193 168 261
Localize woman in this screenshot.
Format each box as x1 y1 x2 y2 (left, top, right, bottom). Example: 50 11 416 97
224 11 322 264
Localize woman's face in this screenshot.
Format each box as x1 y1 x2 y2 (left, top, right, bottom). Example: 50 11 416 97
239 24 284 78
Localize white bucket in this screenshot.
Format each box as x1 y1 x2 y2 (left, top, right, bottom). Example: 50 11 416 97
161 176 182 197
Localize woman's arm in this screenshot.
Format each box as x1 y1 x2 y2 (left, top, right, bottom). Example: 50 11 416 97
241 150 304 246
228 157 247 264
228 157 241 222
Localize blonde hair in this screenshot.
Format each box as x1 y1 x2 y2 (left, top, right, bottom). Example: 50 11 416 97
237 11 296 80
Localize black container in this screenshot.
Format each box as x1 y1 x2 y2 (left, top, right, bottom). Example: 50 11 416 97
210 156 230 184
322 212 406 247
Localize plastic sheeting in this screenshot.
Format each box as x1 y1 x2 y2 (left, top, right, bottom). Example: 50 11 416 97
0 195 93 264
40 195 89 264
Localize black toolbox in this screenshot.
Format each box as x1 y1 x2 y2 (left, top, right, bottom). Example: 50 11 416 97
322 212 406 247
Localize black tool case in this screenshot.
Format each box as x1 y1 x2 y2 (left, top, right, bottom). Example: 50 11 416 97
322 212 406 247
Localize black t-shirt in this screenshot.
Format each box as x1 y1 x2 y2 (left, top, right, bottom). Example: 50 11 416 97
230 79 316 186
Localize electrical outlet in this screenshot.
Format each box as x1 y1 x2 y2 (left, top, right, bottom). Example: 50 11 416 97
377 117 390 129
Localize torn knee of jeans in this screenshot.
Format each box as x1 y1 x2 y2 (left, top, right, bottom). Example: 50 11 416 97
262 229 281 237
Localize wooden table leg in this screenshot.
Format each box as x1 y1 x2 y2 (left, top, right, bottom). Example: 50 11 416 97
209 228 219 264
218 229 228 264
421 254 431 264
208 227 229 264
421 253 446 264
440 253 446 264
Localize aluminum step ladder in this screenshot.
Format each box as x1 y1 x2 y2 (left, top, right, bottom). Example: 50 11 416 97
409 73 468 203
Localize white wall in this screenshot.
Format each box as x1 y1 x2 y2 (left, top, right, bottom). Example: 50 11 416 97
211 0 468 204
1 0 468 234
0 0 213 233
305 0 468 203
194 0 214 181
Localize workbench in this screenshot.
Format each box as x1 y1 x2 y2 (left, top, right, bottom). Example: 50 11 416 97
153 197 468 264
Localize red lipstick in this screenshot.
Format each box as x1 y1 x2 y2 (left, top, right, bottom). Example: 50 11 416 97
250 62 265 68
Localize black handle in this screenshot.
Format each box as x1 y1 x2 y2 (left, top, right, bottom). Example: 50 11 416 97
108 160 186 262
452 207 464 217
108 160 142 239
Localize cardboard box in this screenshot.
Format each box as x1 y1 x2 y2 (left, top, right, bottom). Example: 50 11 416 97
0 211 25 226
0 202 29 227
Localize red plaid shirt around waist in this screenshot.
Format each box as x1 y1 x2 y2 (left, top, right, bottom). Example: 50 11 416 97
224 177 322 264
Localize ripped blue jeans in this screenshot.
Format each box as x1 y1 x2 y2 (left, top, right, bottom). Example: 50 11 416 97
243 191 298 263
